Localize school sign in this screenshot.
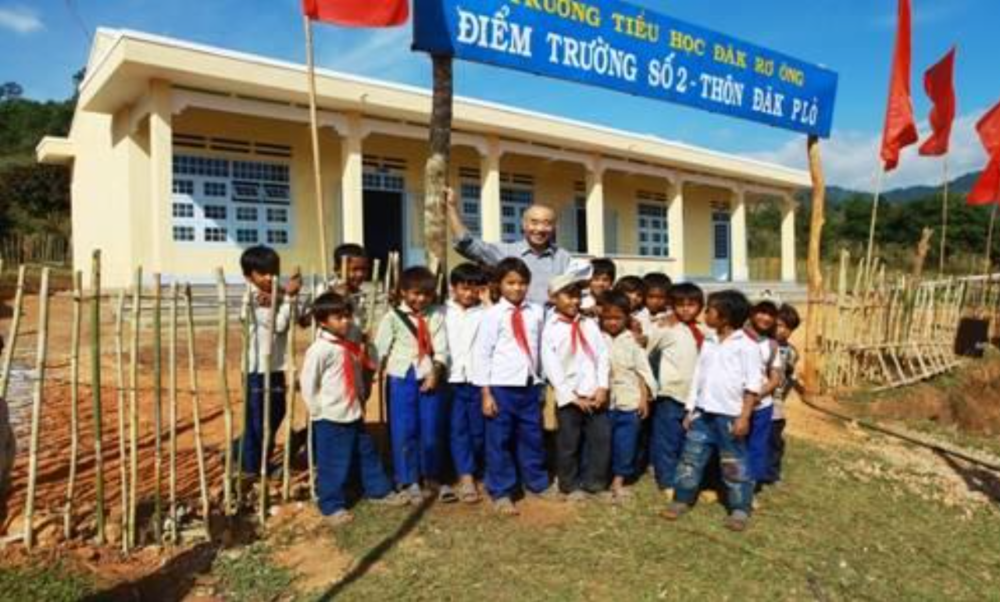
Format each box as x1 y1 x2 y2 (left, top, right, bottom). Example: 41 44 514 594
413 0 839 138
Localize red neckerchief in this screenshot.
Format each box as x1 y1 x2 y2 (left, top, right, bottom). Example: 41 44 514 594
511 303 534 365
321 328 373 407
411 310 434 361
744 327 761 342
559 315 596 364
685 321 705 351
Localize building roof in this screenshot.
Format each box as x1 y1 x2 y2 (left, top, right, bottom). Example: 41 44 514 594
68 27 810 190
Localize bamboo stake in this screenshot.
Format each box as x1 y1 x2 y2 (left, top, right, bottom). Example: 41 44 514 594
113 289 128 552
128 267 142 549
24 268 50 550
306 276 316 500
259 276 279 525
865 167 886 274
303 14 330 279
939 155 950 275
152 274 163 544
89 251 106 545
184 284 211 534
63 271 83 539
0 265 26 401
168 283 179 543
236 287 252 507
216 268 234 515
281 279 299 502
985 202 998 274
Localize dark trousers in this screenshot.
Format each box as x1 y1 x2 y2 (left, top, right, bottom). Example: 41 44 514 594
313 419 393 515
747 406 774 483
610 409 642 480
388 368 448 487
485 386 549 500
241 372 286 475
674 413 753 513
764 418 786 484
651 397 688 490
450 383 485 478
556 405 611 494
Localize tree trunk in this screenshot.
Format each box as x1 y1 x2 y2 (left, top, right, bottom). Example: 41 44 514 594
424 54 454 272
803 136 826 394
912 227 934 280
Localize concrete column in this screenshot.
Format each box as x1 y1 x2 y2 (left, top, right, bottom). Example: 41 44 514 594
340 112 364 244
149 79 172 273
781 195 797 282
480 136 502 243
731 186 749 282
668 177 686 277
585 155 606 256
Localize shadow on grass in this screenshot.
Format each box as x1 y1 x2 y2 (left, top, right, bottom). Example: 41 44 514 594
936 450 1000 506
312 495 435 601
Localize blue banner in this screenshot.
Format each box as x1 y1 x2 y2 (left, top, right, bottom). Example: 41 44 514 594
413 0 838 137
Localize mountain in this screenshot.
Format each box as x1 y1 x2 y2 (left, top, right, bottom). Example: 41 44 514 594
795 171 983 206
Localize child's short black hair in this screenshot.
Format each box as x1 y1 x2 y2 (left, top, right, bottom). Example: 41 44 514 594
777 303 801 331
240 245 280 277
751 300 779 317
614 275 647 295
591 258 617 281
313 291 354 323
600 290 631 316
670 282 705 308
643 272 672 294
707 290 751 330
450 262 487 287
399 266 437 294
333 243 368 267
494 257 532 283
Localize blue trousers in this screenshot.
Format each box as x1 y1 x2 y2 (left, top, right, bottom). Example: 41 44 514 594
747 406 775 483
241 372 286 475
450 383 486 478
313 419 393 515
388 369 448 487
485 386 549 500
651 397 688 489
674 413 753 514
610 409 642 479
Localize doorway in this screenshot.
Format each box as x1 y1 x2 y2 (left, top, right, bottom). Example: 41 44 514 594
363 189 404 270
711 207 732 281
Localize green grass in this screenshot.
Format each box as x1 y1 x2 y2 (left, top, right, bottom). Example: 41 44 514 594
0 562 94 601
213 541 294 602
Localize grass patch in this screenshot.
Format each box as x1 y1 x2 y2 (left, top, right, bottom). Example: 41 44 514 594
0 562 94 602
213 541 294 602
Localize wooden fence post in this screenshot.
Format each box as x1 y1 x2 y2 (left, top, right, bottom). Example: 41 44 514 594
24 267 51 550
63 271 83 539
89 251 106 545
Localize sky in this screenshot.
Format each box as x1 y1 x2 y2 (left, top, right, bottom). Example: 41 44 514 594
1 0 999 191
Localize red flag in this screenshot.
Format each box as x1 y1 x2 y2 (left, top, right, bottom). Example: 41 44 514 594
880 0 919 171
302 0 408 27
977 100 1000 158
968 156 1000 206
918 47 957 157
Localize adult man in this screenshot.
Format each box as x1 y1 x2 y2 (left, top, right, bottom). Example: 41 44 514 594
445 188 571 305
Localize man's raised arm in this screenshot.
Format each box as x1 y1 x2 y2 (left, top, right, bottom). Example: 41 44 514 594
445 188 505 266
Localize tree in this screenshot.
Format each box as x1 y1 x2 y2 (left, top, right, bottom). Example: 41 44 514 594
0 82 23 102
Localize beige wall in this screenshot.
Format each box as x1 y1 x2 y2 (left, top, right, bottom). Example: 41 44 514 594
683 183 734 279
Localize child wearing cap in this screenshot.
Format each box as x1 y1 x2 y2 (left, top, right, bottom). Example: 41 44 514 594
541 263 611 501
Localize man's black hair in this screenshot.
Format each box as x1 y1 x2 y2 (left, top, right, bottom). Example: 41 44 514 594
614 275 647 295
494 257 532 283
333 243 368 266
591 258 617 281
643 272 672 293
313 291 354 324
240 245 280 277
670 282 705 308
751 300 779 317
399 266 437 294
600 290 632 316
777 303 802 331
450 262 487 287
707 290 752 330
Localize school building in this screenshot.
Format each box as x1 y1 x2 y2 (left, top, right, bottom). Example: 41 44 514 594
37 28 809 289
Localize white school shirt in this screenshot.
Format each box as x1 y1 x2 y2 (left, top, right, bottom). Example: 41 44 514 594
299 329 364 424
541 313 610 407
747 330 783 412
632 307 653 335
648 322 702 402
242 288 296 374
446 300 485 384
605 331 658 412
472 298 544 388
685 329 764 417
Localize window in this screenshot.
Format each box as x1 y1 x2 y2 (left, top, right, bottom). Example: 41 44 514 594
500 186 533 243
460 181 482 237
575 197 588 254
637 203 669 257
171 153 292 246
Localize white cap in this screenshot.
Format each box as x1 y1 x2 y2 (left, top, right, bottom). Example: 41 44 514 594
548 259 594 295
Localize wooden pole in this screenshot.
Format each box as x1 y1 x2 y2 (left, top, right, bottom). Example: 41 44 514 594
803 136 827 394
865 167 886 274
0 265 26 401
184 284 211 534
303 15 330 279
424 54 454 269
89 251 106 545
127 267 142 549
306 275 316 501
236 288 252 507
24 267 50 550
985 201 999 274
63 271 83 539
259 276 279 525
113 289 128 551
168 283 179 543
216 269 234 516
281 272 300 502
939 155 950 274
152 274 163 544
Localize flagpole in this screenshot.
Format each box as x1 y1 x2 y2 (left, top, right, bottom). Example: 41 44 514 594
939 155 950 274
865 166 885 275
304 15 331 279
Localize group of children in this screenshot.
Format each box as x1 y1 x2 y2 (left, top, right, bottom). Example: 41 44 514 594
238 243 802 531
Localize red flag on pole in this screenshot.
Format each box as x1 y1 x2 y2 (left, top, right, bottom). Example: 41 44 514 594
968 156 1000 206
880 0 919 171
918 47 957 157
302 0 409 27
976 100 1000 158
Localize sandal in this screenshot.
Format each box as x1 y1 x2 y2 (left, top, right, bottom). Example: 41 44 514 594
324 510 354 528
438 485 459 504
458 481 480 504
492 497 519 516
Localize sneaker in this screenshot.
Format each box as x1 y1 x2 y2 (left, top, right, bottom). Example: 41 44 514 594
565 490 589 503
324 510 354 528
527 484 561 501
660 502 691 521
403 483 424 505
370 491 409 507
724 510 750 532
492 497 519 516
